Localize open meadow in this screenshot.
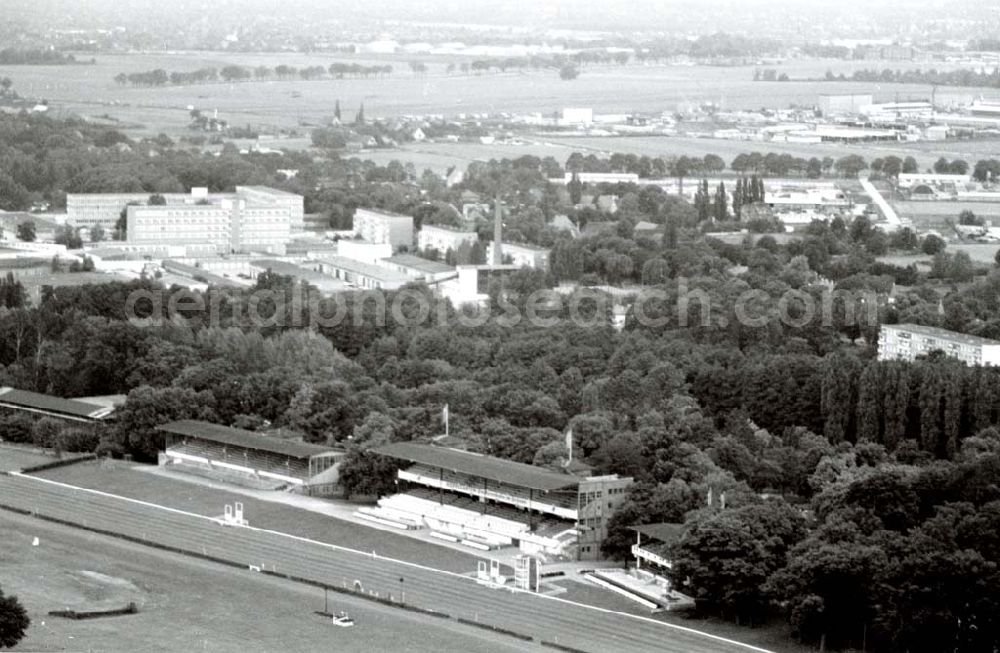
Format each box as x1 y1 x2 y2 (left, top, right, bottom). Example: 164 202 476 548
0 445 57 472
3 52 998 138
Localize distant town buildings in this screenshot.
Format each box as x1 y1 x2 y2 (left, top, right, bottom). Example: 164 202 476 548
486 241 550 270
317 255 411 291
878 324 1000 366
819 93 874 116
551 172 640 185
125 186 302 254
418 224 479 257
559 107 594 126
352 208 414 249
380 253 456 283
68 186 303 234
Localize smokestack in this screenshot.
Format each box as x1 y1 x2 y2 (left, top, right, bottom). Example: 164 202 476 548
492 195 503 265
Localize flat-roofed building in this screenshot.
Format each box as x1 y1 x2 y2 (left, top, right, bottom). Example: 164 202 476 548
550 172 640 185
67 188 209 231
106 186 303 254
0 387 117 423
379 253 456 283
417 224 478 258
878 323 1000 366
352 208 414 249
897 173 971 188
337 239 393 264
486 241 550 270
819 93 874 116
317 255 411 290
249 259 349 294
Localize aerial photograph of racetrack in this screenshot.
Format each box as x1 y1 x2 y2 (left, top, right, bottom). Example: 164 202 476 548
2 0 1000 652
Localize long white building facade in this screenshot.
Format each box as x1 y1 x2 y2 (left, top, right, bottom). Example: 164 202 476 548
878 324 1000 366
69 186 303 237
124 186 303 253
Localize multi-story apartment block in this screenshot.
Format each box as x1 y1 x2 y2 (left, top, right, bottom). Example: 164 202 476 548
352 208 413 249
417 224 478 258
69 187 303 236
485 241 550 270
124 187 302 253
877 323 1000 366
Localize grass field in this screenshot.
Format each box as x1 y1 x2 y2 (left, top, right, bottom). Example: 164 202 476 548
1 510 525 653
33 461 489 575
891 200 1000 229
3 52 997 139
0 445 56 472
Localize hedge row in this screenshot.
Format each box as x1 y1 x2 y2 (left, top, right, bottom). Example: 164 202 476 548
541 641 591 653
19 453 97 474
49 602 138 619
456 617 534 642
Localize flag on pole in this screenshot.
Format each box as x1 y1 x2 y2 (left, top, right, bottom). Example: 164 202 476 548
720 491 726 510
565 428 573 462
442 404 449 437
707 487 713 508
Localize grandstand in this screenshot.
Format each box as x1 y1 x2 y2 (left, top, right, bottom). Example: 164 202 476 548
157 420 344 495
367 442 632 560
0 387 117 423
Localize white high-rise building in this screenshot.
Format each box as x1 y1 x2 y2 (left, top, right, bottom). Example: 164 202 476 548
124 186 302 253
417 224 478 258
353 208 413 249
69 186 303 237
878 324 1000 366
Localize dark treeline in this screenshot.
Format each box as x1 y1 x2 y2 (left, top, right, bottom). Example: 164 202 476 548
4 108 1000 650
823 66 1000 88
113 62 393 87
563 150 878 179
0 48 79 65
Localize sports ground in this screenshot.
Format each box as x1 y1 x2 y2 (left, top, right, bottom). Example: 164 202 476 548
1 510 525 653
0 462 791 653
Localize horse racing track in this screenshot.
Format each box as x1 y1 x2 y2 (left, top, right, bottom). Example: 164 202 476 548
0 472 772 653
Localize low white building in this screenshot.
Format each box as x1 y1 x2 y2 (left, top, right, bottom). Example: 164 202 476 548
559 107 594 126
379 254 456 283
337 239 393 265
550 172 640 185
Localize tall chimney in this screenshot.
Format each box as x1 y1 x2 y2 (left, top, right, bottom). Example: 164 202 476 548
492 195 503 265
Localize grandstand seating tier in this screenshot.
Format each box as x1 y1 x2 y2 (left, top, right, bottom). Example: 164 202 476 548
400 464 578 518
163 454 287 491
167 439 310 481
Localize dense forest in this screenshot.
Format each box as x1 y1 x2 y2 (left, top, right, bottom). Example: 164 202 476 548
1 110 1000 651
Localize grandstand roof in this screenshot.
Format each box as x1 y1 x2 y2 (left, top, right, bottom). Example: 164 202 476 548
374 442 579 491
632 522 686 544
158 420 336 459
0 387 116 420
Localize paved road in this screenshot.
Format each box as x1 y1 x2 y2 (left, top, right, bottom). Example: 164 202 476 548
860 178 905 227
0 473 774 653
